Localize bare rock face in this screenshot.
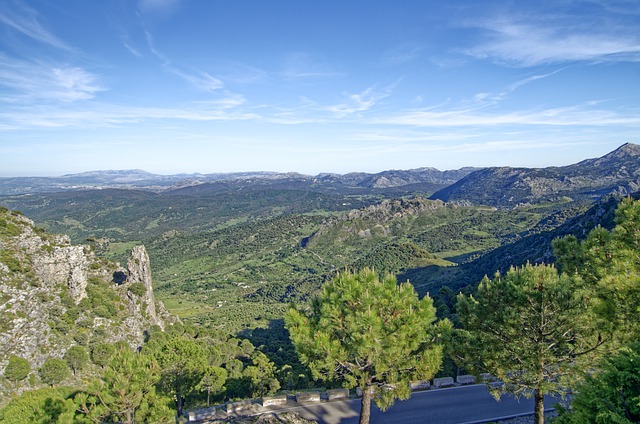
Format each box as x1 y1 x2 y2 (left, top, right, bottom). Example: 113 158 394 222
31 243 90 304
120 245 176 332
127 245 160 327
308 197 452 245
10 216 91 304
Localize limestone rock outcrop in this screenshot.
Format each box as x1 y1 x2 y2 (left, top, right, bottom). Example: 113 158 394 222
0 207 177 398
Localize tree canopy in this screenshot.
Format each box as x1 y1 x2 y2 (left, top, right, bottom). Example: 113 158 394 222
145 335 207 416
555 341 640 424
38 358 70 388
4 355 30 389
553 196 640 340
454 263 608 424
64 346 89 376
286 268 448 424
74 346 173 424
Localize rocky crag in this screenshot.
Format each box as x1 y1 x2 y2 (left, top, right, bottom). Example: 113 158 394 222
0 207 177 397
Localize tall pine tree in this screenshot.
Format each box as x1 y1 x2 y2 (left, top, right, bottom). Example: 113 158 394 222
454 263 608 424
286 269 448 424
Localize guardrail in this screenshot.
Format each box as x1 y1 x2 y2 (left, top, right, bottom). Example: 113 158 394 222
187 374 496 422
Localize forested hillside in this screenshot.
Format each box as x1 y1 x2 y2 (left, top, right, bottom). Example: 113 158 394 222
0 210 315 420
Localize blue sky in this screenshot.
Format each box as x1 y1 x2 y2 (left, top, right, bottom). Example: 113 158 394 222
1 0 640 176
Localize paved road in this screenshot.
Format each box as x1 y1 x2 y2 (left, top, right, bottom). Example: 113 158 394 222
291 385 564 424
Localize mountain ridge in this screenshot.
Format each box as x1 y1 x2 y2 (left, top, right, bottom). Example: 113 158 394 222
430 142 640 208
0 167 480 196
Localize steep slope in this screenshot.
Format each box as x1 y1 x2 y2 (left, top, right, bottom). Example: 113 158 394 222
431 143 640 208
405 195 624 296
0 207 176 396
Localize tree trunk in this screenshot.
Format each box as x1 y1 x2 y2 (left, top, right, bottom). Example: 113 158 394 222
534 389 544 424
176 393 184 417
359 385 372 424
125 408 133 424
207 388 211 407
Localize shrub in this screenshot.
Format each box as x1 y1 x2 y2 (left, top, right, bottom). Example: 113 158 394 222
128 282 147 297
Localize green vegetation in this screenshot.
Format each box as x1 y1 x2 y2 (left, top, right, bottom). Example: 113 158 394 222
38 358 70 388
0 249 22 273
2 167 640 422
143 197 581 331
75 346 174 424
555 341 640 424
3 356 30 389
0 387 76 424
242 351 280 398
90 343 116 369
128 281 147 297
64 346 89 376
286 269 449 424
453 263 608 424
197 365 227 407
553 196 640 340
0 215 21 238
145 335 208 416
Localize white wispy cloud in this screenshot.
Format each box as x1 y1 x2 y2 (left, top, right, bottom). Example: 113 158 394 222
193 94 247 110
326 86 392 117
466 17 640 66
123 40 142 57
166 67 224 91
0 1 71 50
280 52 342 79
377 103 640 127
0 97 257 130
0 54 104 103
471 69 566 106
143 28 224 91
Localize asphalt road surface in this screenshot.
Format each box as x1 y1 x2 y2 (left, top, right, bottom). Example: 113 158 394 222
291 385 563 424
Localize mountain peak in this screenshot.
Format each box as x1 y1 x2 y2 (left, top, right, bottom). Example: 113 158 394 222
611 142 640 156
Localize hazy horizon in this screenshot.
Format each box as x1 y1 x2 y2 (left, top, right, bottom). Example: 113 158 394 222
1 1 639 177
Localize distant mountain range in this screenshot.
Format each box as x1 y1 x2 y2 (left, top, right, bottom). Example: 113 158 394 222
0 167 479 196
1 143 639 210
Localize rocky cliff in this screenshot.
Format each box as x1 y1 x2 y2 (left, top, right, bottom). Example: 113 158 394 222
0 207 176 397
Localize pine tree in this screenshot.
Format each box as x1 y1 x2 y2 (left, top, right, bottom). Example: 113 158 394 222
286 269 448 424
90 343 115 369
242 351 280 397
554 196 640 339
554 341 640 424
64 346 89 376
4 355 30 389
147 336 208 416
454 263 608 424
38 358 70 388
74 346 173 424
197 366 227 407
